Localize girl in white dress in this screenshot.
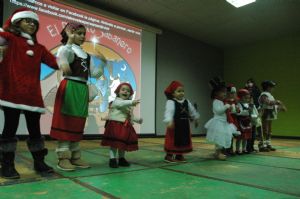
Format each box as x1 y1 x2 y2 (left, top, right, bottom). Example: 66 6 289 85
205 78 240 160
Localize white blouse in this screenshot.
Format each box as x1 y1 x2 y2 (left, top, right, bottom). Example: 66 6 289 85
163 98 200 123
56 44 102 79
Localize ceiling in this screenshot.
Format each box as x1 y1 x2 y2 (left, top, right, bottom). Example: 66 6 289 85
73 0 300 48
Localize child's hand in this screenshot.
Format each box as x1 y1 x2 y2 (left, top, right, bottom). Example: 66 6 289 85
276 100 282 105
137 118 143 124
167 122 174 129
60 63 72 75
132 99 140 106
225 104 231 109
66 29 75 44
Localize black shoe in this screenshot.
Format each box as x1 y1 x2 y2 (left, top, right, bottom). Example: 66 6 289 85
1 164 20 179
31 149 54 173
259 147 270 152
225 150 236 156
1 151 20 179
267 145 276 151
34 161 54 173
109 158 118 168
118 158 130 167
242 150 250 154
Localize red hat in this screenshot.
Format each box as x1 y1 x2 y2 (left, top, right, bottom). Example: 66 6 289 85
164 81 183 99
237 89 250 98
114 82 134 96
4 8 39 30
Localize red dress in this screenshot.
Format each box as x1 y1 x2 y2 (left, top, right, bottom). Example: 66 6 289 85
224 98 239 129
101 98 139 151
50 53 90 142
0 32 58 112
101 120 138 151
164 100 192 155
237 103 252 140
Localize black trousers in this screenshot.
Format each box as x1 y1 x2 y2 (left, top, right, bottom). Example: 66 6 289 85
1 106 42 139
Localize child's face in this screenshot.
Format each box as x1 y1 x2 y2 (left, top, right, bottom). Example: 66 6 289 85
246 81 254 88
216 89 226 100
241 94 251 103
118 85 131 100
227 92 236 99
172 86 184 100
73 27 86 45
19 18 38 35
267 86 274 92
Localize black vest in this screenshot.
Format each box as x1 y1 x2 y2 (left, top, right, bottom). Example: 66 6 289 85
65 53 90 80
173 99 191 147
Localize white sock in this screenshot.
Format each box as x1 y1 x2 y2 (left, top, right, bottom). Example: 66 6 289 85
109 148 117 159
56 141 70 152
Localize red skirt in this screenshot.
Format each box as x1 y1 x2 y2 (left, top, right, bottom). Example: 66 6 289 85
50 79 87 141
101 120 138 151
164 127 192 155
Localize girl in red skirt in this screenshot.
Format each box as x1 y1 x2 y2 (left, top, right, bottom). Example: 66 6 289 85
101 83 143 168
50 23 103 171
163 81 199 163
236 89 252 154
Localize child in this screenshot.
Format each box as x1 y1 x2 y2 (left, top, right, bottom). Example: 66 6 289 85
224 84 239 156
258 80 286 151
163 81 199 163
50 23 103 171
0 8 58 179
205 78 240 160
236 89 252 154
244 78 261 152
249 96 261 152
101 83 143 168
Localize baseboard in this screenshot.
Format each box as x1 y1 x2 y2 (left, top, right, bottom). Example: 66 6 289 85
14 134 299 140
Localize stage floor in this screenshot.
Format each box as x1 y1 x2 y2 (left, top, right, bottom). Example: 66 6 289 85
1 137 300 198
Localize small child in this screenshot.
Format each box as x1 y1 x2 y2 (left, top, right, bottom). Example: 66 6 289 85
0 8 58 179
258 80 286 151
101 83 143 168
50 22 103 171
163 81 199 163
205 78 240 160
224 84 239 156
244 78 261 152
236 89 252 154
249 96 261 152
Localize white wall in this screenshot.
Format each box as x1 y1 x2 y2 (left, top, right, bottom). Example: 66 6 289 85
155 30 223 135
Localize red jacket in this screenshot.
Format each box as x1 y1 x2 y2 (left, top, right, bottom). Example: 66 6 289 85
0 31 58 112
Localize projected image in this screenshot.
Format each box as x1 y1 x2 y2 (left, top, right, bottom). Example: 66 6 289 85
42 42 137 131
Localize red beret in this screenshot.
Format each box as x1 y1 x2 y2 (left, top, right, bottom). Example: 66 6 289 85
164 81 183 98
237 89 250 98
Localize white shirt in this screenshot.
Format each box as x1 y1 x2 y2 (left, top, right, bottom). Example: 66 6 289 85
163 98 200 123
56 44 102 80
108 97 140 123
